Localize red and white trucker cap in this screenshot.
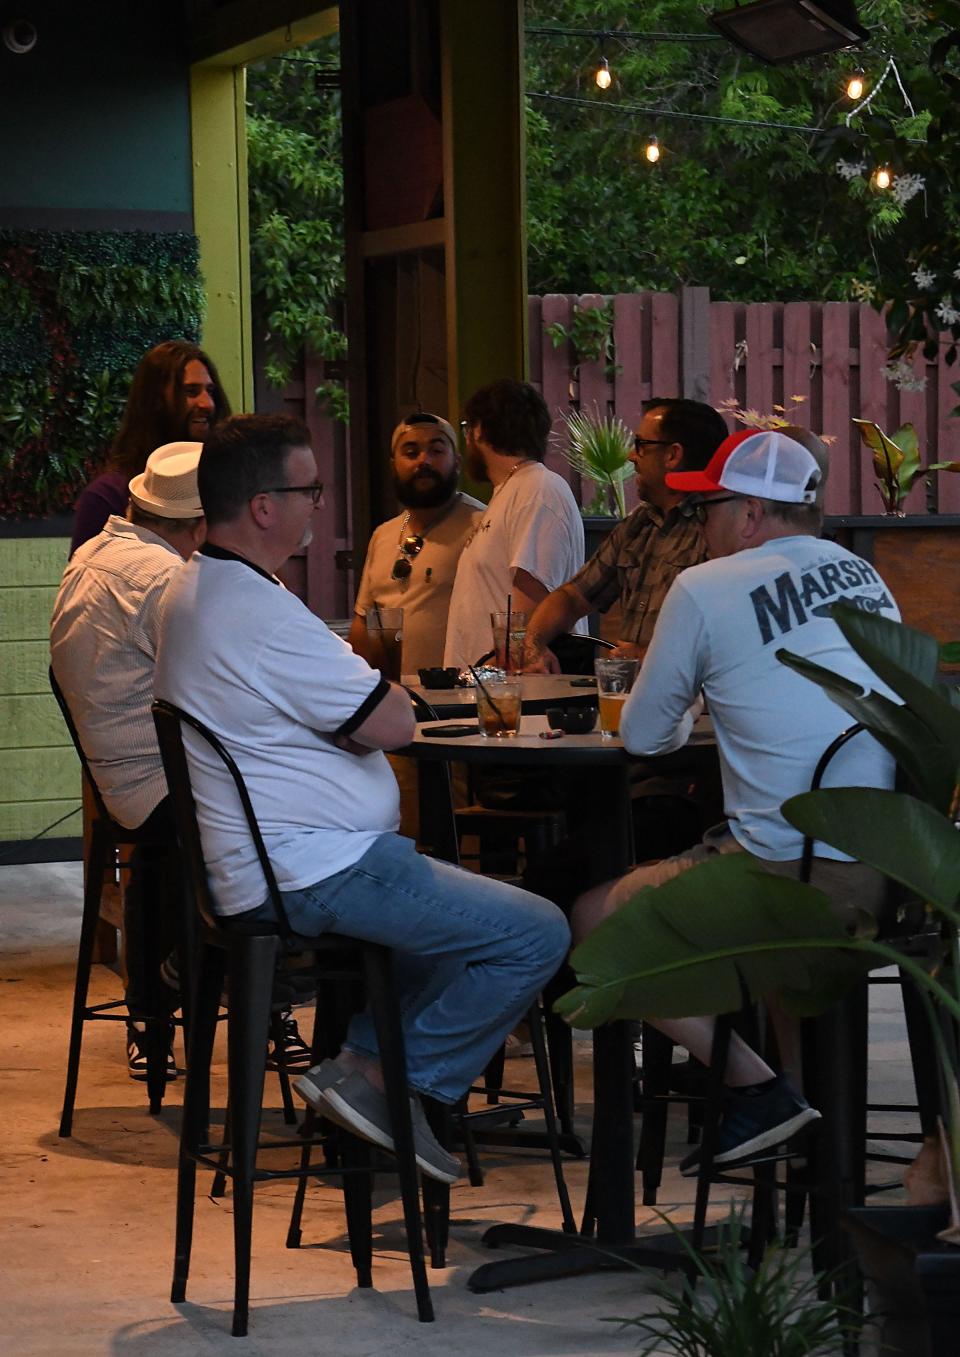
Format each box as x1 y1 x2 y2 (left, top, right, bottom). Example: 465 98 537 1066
666 429 822 504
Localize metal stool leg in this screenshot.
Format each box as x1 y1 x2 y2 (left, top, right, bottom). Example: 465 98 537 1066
59 824 109 1138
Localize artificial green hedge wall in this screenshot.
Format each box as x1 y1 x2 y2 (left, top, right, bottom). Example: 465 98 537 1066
0 230 204 519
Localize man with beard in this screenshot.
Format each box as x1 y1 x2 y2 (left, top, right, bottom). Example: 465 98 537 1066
71 340 230 555
349 413 484 673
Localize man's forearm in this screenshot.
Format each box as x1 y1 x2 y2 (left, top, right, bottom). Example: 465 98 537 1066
526 583 590 652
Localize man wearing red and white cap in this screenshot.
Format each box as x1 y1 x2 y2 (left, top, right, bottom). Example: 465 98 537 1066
571 428 901 1172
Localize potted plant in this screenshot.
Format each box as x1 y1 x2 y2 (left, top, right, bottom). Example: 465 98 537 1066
851 418 960 516
556 603 960 1354
555 406 633 521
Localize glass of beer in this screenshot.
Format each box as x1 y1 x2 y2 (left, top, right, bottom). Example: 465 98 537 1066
595 657 639 739
490 611 528 674
366 606 404 682
475 677 522 738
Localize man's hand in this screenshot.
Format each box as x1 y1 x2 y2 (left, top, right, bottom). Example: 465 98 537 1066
522 639 561 674
610 640 647 663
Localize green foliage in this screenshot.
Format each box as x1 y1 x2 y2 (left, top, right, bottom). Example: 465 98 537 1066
546 297 620 375
0 230 203 518
246 40 348 421
557 406 633 516
613 1206 854 1357
525 1 935 302
852 417 960 512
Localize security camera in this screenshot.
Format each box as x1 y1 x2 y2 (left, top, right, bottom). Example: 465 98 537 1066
3 19 38 54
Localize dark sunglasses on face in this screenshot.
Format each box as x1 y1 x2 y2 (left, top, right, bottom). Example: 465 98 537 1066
679 493 739 524
263 483 324 505
391 533 425 581
632 436 673 455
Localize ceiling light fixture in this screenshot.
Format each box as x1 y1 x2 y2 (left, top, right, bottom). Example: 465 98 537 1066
709 0 868 65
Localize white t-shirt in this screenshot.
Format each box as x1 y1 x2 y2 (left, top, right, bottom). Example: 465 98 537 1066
354 493 484 672
442 462 587 668
620 535 901 861
154 549 401 915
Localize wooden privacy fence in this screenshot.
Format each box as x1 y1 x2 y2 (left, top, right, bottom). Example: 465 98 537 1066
531 289 960 519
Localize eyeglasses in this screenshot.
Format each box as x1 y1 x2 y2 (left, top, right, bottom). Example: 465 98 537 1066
679 493 739 524
459 419 470 437
391 533 425 581
632 436 674 454
263 483 324 505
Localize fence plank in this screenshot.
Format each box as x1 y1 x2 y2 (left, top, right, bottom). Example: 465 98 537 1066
540 294 576 486
709 301 737 416
937 340 960 512
744 303 775 420
895 348 930 515
782 302 814 426
857 307 891 515
820 302 854 515
649 291 680 399
528 295 543 392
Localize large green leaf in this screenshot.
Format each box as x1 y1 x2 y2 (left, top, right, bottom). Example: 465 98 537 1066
891 422 922 493
555 854 873 1029
775 648 957 809
831 603 942 687
782 787 960 920
853 417 904 489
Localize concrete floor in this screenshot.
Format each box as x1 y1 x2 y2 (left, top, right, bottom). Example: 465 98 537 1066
0 861 915 1355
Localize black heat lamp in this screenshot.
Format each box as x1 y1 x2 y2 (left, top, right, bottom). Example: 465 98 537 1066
709 0 868 65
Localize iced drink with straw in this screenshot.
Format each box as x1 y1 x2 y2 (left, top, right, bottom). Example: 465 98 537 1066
366 605 404 682
474 676 522 737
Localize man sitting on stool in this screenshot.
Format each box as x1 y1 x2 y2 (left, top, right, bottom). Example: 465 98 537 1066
154 414 570 1182
571 429 900 1171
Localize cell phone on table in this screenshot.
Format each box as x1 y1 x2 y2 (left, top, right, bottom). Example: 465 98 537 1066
421 723 478 738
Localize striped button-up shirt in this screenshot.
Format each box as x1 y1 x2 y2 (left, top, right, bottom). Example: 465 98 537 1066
568 503 706 649
50 516 183 829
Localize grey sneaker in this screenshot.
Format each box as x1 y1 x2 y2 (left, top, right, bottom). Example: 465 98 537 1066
311 1070 461 1184
293 1059 345 1111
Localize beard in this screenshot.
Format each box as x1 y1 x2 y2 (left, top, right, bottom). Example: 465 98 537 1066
465 445 489 484
394 465 459 508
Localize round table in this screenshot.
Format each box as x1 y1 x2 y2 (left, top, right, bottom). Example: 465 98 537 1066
403 674 600 719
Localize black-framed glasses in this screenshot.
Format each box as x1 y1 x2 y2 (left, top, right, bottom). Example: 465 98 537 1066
263 483 324 505
679 493 739 524
632 435 673 454
391 533 425 581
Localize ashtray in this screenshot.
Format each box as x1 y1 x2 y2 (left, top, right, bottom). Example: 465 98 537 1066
418 666 462 689
545 704 598 734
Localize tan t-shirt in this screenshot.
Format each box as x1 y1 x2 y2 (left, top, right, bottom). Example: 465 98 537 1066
354 493 485 673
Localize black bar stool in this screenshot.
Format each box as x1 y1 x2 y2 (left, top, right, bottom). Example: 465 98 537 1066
153 699 433 1336
50 668 180 1134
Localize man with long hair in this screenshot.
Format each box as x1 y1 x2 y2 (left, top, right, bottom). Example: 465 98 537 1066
70 340 230 554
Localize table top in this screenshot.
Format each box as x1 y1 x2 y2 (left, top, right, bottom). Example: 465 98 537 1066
404 673 600 717
400 712 714 767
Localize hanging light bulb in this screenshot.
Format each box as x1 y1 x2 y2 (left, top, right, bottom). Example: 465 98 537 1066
845 70 866 100
645 135 661 164
595 55 612 90
873 165 892 190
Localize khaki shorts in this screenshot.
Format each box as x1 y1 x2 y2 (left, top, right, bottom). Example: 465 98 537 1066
604 824 890 931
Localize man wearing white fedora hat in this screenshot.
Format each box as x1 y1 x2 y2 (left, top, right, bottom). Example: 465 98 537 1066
52 441 206 1078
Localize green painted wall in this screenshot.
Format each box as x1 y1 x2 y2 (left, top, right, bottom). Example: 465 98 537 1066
0 539 79 840
0 2 191 218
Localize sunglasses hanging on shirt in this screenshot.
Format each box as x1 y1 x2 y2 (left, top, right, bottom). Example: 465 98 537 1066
391 533 425 581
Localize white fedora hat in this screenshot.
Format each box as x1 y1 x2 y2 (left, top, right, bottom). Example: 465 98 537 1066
128 442 204 518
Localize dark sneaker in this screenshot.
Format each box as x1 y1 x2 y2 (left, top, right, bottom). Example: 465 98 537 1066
301 1069 461 1185
680 1075 820 1176
292 1059 345 1109
126 1021 177 1081
266 1011 313 1072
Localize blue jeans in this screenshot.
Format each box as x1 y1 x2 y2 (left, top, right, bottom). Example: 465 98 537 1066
237 834 570 1104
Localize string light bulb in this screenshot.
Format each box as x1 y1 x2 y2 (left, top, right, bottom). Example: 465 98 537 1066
595 55 611 90
873 165 892 190
845 71 866 100
645 135 660 163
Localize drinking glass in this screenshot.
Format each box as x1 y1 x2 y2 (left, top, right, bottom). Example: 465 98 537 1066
490 611 528 674
594 656 639 739
366 606 404 682
475 677 522 738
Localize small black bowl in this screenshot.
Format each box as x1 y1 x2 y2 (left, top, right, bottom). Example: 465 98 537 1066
545 705 598 734
418 666 462 689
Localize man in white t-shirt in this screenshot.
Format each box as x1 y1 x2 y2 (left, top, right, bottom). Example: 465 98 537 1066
571 429 901 1173
349 412 484 674
443 379 586 668
154 414 569 1184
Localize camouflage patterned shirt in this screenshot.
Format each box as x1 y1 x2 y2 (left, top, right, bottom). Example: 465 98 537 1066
568 503 706 648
